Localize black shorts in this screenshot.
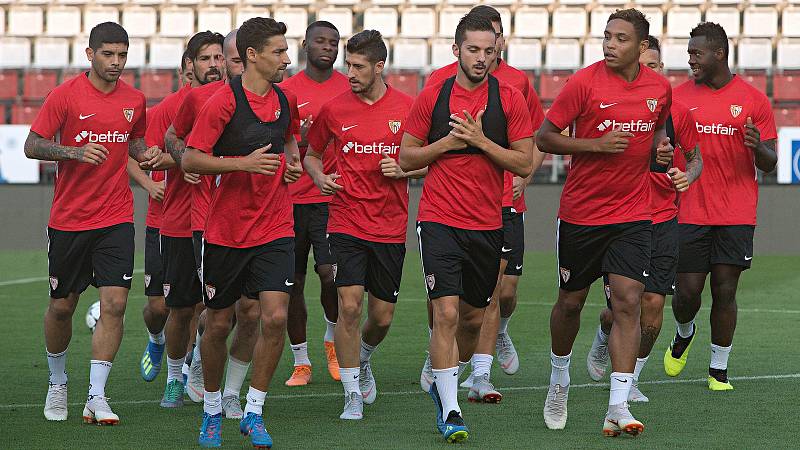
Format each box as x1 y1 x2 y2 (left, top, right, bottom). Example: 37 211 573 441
47 222 135 299
161 235 202 308
202 237 295 310
557 219 651 291
602 217 678 306
417 221 503 309
293 203 335 275
328 233 405 303
192 231 203 275
144 226 164 297
677 224 755 273
501 207 525 276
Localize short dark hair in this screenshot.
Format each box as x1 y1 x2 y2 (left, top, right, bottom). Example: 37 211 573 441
646 35 661 54
306 21 339 40
455 14 496 47
346 30 387 63
180 50 190 71
469 5 503 34
607 8 649 41
88 22 129 51
186 31 224 62
690 22 729 58
237 17 287 68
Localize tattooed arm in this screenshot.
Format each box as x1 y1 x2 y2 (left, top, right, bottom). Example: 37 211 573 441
668 144 703 192
129 137 165 169
164 125 186 166
24 131 109 164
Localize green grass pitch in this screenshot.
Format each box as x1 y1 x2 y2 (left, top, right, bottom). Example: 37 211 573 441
2 250 799 449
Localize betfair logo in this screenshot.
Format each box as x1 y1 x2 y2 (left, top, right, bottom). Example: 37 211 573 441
341 141 400 155
74 130 130 143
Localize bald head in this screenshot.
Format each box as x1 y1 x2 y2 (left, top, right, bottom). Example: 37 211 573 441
223 28 243 78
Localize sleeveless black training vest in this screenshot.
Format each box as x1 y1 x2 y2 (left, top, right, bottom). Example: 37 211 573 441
427 75 509 155
213 75 290 157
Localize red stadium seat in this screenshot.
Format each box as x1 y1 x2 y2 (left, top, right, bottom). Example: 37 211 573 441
773 72 800 102
22 70 59 101
773 106 800 127
666 71 690 88
386 72 420 97
120 70 136 88
539 72 571 102
0 70 20 102
11 102 42 124
140 70 175 101
741 71 768 94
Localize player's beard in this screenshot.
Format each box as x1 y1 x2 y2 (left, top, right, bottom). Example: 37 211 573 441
308 53 335 71
458 57 487 84
94 61 122 84
195 67 221 85
350 74 375 94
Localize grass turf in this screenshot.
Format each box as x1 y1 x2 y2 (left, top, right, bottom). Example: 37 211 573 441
2 250 799 449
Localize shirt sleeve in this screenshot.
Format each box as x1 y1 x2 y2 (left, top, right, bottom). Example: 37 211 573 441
172 93 197 140
545 73 588 131
144 105 164 148
656 82 672 128
404 89 435 142
504 87 535 143
285 90 301 141
525 83 546 131
30 87 68 140
675 105 699 154
131 93 147 139
306 104 333 155
186 90 235 154
753 92 777 141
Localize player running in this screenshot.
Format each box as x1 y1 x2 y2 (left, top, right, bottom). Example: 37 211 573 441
181 18 303 448
279 21 350 386
26 22 160 424
149 31 225 409
586 35 703 402
400 15 534 443
304 30 422 420
420 5 547 402
665 22 777 391
536 9 673 436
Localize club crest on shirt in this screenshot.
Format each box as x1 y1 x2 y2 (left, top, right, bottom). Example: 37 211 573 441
49 276 58 291
332 263 338 281
388 120 402 134
559 267 571 283
646 98 658 113
730 105 743 118
205 283 216 300
604 284 611 300
163 283 171 298
123 108 134 123
425 274 436 291
275 109 281 120
144 274 151 288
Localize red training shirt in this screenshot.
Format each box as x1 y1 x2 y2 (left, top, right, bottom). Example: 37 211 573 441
144 102 165 229
650 101 698 224
31 73 146 231
148 84 193 238
280 70 351 204
674 75 776 226
173 80 225 233
306 86 414 243
546 61 671 226
186 83 300 248
426 59 545 213
405 76 533 230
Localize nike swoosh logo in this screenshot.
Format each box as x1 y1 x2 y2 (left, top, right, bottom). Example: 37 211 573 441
516 265 523 270
393 290 399 297
643 271 650 277
122 274 133 280
501 246 512 252
613 378 629 383
285 280 295 286
79 113 96 120
342 125 358 132
298 102 310 108
744 256 752 261
599 102 618 109
690 107 699 111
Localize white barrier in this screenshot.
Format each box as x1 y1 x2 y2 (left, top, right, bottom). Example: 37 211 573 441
0 125 38 184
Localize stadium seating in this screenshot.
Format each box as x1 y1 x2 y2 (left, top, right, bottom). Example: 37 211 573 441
149 38 184 69
777 39 800 70
8 6 44 37
545 39 581 71
582 39 604 68
743 6 778 38
139 70 175 101
705 7 740 39
666 7 701 38
400 8 436 39
774 106 800 127
317 8 353 38
33 38 70 69
392 39 428 70
773 73 800 102
430 38 455 69
83 6 120 34
364 8 399 39
551 7 587 39
386 72 421 97
46 6 82 37
22 70 58 101
0 38 32 69
738 38 773 71
122 6 157 38
11 102 42 124
273 8 307 39
539 72 571 102
0 71 20 101
506 38 541 71
514 7 548 39
236 7 265 27
197 7 232 34
438 7 469 39
784 7 800 38
666 71 690 88
159 7 195 38
741 72 768 95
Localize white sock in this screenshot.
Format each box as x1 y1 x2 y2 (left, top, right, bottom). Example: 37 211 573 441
360 340 376 364
340 367 360 395
550 351 571 386
191 344 202 366
609 372 634 406
149 330 165 345
471 353 493 378
88 360 112 398
677 320 695 339
194 330 202 354
203 390 222 415
46 348 68 385
166 356 185 383
633 356 649 382
457 360 469 379
324 316 336 342
428 327 432 339
223 356 250 398
291 342 311 366
710 344 732 370
243 386 266 416
433 367 461 416
499 316 511 335
596 326 609 346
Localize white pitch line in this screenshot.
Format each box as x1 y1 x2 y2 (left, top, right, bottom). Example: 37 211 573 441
0 268 145 287
2 373 798 409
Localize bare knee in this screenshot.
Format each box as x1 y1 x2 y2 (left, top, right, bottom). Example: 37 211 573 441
261 308 288 333
236 300 261 327
205 311 233 338
101 296 127 319
433 301 459 330
556 292 585 317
